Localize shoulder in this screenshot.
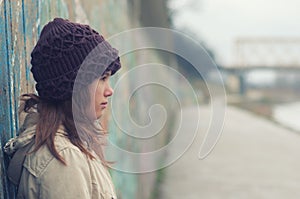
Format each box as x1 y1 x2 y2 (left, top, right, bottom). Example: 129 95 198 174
23 132 87 178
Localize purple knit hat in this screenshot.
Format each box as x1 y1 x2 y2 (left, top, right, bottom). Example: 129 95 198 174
30 18 121 101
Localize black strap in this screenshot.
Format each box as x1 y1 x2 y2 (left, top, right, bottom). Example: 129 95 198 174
7 140 35 186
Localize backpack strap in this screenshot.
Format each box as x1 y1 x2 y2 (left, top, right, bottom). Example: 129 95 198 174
7 140 35 186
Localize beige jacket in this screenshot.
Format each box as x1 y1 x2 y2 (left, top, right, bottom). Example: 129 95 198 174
4 113 117 199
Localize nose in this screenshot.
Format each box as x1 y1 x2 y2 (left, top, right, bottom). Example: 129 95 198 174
104 84 114 97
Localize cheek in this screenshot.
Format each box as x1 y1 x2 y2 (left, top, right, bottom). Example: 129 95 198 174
86 83 99 120
94 87 106 114
94 87 104 103
86 96 96 120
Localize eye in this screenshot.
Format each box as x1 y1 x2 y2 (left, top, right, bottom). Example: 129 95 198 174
100 71 112 81
100 75 108 81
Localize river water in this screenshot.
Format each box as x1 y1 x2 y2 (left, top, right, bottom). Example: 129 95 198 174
273 101 300 132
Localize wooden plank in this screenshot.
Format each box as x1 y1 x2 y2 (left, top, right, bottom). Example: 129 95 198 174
56 0 69 19
23 0 39 93
57 0 69 19
10 0 26 135
39 0 51 28
0 0 10 198
0 0 16 198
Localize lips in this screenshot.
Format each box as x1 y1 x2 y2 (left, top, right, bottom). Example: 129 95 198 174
100 102 108 108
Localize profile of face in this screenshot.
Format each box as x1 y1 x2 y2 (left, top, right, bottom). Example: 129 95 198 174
87 71 114 120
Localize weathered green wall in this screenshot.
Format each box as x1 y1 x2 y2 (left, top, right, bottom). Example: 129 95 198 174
0 0 176 198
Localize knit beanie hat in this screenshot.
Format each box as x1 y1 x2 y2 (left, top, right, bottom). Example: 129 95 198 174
30 18 121 101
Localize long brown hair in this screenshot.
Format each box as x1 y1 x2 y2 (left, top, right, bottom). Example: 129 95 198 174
20 87 108 166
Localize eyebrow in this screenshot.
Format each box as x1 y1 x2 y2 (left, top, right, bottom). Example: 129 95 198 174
103 71 112 76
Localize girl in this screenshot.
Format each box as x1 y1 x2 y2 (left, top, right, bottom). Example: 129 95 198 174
4 18 121 199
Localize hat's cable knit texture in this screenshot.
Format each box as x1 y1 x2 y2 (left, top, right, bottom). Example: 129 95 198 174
30 18 121 101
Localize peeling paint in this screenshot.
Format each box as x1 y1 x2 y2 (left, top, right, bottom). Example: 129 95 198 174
16 0 20 23
12 33 18 61
36 18 40 30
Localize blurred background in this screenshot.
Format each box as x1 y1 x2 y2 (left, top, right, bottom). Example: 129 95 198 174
161 0 300 198
1 0 299 199
169 0 300 129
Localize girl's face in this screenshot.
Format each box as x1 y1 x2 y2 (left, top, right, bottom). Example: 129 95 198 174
87 71 114 120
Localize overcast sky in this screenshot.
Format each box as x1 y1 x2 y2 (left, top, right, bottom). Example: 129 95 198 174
169 0 300 66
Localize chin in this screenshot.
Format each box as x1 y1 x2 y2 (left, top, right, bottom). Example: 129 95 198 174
96 113 103 119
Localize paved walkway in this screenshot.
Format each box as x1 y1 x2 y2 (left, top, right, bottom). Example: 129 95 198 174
159 105 300 199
